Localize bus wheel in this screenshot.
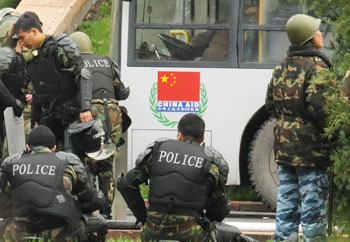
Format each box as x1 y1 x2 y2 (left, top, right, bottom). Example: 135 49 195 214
248 117 278 211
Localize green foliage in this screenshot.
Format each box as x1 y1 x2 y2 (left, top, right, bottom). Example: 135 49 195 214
225 185 260 201
140 184 149 199
107 237 141 242
100 0 112 18
78 0 112 56
305 0 350 234
78 16 111 56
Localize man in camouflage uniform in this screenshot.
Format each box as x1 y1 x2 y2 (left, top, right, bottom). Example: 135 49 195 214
118 113 257 242
265 14 332 242
0 125 106 242
12 12 93 148
70 31 131 219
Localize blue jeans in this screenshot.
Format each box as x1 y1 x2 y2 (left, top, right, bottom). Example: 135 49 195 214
273 165 328 242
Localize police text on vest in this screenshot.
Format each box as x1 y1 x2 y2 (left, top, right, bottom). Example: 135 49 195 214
158 151 203 168
12 164 56 176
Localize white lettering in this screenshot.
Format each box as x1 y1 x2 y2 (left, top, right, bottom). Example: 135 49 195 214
48 166 56 176
93 59 99 67
12 164 19 176
182 154 188 165
41 165 49 175
173 153 181 164
195 157 204 168
27 164 34 174
158 151 167 162
187 156 196 166
86 60 94 68
19 165 26 175
35 165 40 174
166 152 174 163
97 59 105 67
103 59 110 67
157 151 203 169
12 164 57 176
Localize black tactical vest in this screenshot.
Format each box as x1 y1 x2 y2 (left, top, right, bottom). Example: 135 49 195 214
27 37 77 106
8 152 80 229
148 140 211 216
82 54 115 100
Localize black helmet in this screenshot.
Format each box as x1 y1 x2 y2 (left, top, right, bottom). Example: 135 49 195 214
68 119 116 160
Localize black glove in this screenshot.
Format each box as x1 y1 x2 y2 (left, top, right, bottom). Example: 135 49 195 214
12 99 24 117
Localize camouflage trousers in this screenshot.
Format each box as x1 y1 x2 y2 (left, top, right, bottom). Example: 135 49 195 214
90 100 123 147
141 218 215 242
84 155 115 218
83 100 123 218
273 165 328 242
2 218 82 242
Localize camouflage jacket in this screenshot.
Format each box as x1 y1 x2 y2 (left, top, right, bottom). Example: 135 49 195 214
265 43 332 167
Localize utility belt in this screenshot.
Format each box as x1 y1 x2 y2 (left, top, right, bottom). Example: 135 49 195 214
148 203 199 217
145 218 196 233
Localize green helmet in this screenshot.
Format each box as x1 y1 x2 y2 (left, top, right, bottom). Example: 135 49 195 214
70 31 93 54
0 9 18 48
286 14 321 46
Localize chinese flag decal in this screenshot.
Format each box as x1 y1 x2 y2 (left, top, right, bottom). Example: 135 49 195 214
157 71 200 101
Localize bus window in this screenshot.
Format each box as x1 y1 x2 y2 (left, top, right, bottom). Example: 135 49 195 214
135 28 229 62
240 0 306 66
131 0 233 65
136 0 182 24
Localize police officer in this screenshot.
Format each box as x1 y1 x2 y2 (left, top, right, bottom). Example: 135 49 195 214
69 31 131 219
0 46 26 161
0 125 106 241
0 12 35 161
118 113 257 242
265 14 332 242
12 12 93 148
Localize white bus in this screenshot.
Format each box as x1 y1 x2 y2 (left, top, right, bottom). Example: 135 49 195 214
111 0 332 210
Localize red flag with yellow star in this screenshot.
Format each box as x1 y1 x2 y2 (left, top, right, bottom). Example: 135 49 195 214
157 71 200 101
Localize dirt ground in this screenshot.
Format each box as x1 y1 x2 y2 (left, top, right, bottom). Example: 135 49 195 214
84 0 109 21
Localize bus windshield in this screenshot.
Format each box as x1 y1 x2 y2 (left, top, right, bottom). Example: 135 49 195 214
128 0 330 68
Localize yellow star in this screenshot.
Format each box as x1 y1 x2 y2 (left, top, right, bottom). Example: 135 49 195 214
161 74 168 83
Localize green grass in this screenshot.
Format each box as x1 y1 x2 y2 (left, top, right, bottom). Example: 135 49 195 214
78 0 112 56
107 238 141 242
225 185 260 201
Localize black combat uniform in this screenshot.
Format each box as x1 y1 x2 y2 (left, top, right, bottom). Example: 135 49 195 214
28 34 92 146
